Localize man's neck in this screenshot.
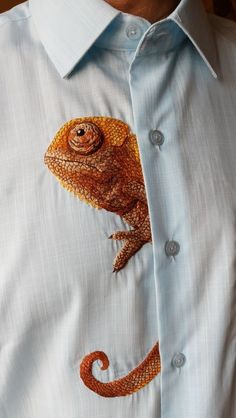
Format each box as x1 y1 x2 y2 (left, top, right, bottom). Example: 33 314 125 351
105 0 181 23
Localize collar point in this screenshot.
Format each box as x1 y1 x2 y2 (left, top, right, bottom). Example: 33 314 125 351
54 64 73 79
212 71 218 79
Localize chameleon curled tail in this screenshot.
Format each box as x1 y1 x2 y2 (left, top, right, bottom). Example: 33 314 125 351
80 341 161 397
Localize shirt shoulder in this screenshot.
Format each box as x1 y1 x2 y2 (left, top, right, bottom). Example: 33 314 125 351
208 13 236 79
208 13 236 45
0 1 33 68
0 1 35 88
0 0 31 30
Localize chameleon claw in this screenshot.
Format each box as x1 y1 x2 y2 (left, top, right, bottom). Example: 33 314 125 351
112 265 121 273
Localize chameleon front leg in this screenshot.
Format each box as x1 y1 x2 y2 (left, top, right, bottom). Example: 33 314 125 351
109 216 151 272
107 180 151 272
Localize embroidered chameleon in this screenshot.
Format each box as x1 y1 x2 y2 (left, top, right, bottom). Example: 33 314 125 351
44 116 152 273
44 116 161 397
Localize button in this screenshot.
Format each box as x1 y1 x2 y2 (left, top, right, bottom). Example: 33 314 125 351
149 129 165 146
172 352 186 368
126 23 143 40
165 240 180 257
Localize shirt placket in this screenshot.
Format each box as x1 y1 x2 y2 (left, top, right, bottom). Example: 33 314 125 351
127 21 190 416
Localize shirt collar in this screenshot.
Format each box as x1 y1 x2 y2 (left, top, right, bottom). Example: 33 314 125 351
29 0 219 79
29 0 120 78
170 0 218 78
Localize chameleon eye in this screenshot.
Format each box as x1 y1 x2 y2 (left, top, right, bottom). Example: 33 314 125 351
68 122 103 155
76 129 85 136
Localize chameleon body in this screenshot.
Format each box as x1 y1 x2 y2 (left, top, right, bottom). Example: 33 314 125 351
44 116 161 397
44 116 152 272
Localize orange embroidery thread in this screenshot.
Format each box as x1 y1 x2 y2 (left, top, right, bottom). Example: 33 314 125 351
44 116 152 272
79 342 161 397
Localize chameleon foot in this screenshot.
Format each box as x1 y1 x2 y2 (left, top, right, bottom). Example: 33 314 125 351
110 237 147 272
109 216 152 272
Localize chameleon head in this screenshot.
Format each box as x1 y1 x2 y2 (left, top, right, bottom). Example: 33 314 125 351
43 116 142 206
44 120 104 165
43 116 135 170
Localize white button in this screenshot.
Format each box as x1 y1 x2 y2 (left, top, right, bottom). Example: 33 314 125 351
172 352 186 368
149 129 165 146
165 240 180 257
126 23 143 40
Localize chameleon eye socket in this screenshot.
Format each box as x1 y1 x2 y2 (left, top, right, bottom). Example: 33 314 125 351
68 122 103 155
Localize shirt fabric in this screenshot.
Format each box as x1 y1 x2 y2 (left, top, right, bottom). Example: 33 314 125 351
0 0 236 417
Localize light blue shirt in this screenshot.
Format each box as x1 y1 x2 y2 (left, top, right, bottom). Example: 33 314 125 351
0 0 236 416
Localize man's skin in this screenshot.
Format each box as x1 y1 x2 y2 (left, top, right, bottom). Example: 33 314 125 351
105 0 180 23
